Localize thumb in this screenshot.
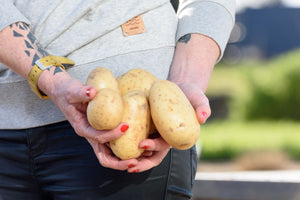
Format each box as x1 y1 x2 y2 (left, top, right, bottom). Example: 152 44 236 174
177 82 211 124
69 85 97 104
183 87 211 124
84 86 97 101
195 102 211 124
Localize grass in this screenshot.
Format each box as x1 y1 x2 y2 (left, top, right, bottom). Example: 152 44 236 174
198 120 300 161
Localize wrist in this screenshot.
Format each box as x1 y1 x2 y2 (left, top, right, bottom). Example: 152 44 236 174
37 67 70 98
169 34 218 92
27 55 75 99
169 54 213 92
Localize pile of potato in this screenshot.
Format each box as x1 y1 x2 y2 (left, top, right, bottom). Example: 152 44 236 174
86 67 200 160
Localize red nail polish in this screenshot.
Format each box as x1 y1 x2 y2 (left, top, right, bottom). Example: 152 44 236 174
128 164 135 168
202 112 207 119
131 169 139 173
120 125 129 132
141 146 148 150
86 88 91 97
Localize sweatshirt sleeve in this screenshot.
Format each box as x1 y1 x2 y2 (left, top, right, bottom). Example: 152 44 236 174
0 1 30 31
176 0 236 61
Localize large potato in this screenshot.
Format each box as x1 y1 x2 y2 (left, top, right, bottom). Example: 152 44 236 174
117 68 158 134
149 80 200 150
110 90 150 160
117 68 158 97
86 67 120 93
87 88 123 130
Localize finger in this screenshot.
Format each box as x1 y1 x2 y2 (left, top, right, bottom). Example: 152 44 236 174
92 142 138 171
188 92 210 123
178 83 211 123
93 123 129 144
139 137 171 152
187 92 211 124
68 85 97 104
128 149 170 173
74 120 128 144
141 151 153 157
195 101 211 124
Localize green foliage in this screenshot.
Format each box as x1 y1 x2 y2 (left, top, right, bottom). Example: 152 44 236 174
199 120 300 161
201 50 300 161
244 54 300 120
207 49 300 121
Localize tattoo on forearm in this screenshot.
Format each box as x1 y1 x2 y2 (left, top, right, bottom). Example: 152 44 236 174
53 66 63 75
25 40 33 49
9 22 65 77
42 66 63 76
13 30 23 37
178 34 191 44
27 32 36 44
24 50 30 56
10 22 49 67
32 54 41 66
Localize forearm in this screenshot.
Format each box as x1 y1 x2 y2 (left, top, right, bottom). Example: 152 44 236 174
169 33 219 92
0 22 71 97
0 22 48 79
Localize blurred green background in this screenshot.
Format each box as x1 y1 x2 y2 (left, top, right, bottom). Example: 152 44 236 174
199 48 300 169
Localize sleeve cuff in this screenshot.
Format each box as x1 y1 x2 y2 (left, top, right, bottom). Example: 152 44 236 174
0 2 30 31
176 1 235 62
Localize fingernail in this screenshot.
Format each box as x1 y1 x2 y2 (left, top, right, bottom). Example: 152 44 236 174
131 169 139 173
202 112 207 119
141 145 148 150
86 88 91 97
128 164 135 168
120 125 129 132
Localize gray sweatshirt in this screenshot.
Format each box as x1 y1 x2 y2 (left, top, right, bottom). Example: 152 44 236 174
0 0 235 129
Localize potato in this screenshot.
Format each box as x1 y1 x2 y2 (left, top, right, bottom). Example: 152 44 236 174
87 88 123 130
149 80 200 150
117 68 158 134
117 68 158 97
110 90 150 160
86 67 122 130
86 67 120 93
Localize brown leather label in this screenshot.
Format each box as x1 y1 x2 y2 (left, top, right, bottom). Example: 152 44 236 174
121 15 146 36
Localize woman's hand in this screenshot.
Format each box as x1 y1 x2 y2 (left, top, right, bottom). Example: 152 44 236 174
126 81 210 173
127 133 171 173
38 68 138 171
169 33 220 123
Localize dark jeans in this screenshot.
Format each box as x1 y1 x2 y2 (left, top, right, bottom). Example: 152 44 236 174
0 121 197 200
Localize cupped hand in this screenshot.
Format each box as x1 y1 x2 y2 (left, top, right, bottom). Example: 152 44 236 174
127 133 171 173
48 75 137 170
127 82 211 173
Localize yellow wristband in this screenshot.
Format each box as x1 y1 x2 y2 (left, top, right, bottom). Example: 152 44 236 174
28 55 75 99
